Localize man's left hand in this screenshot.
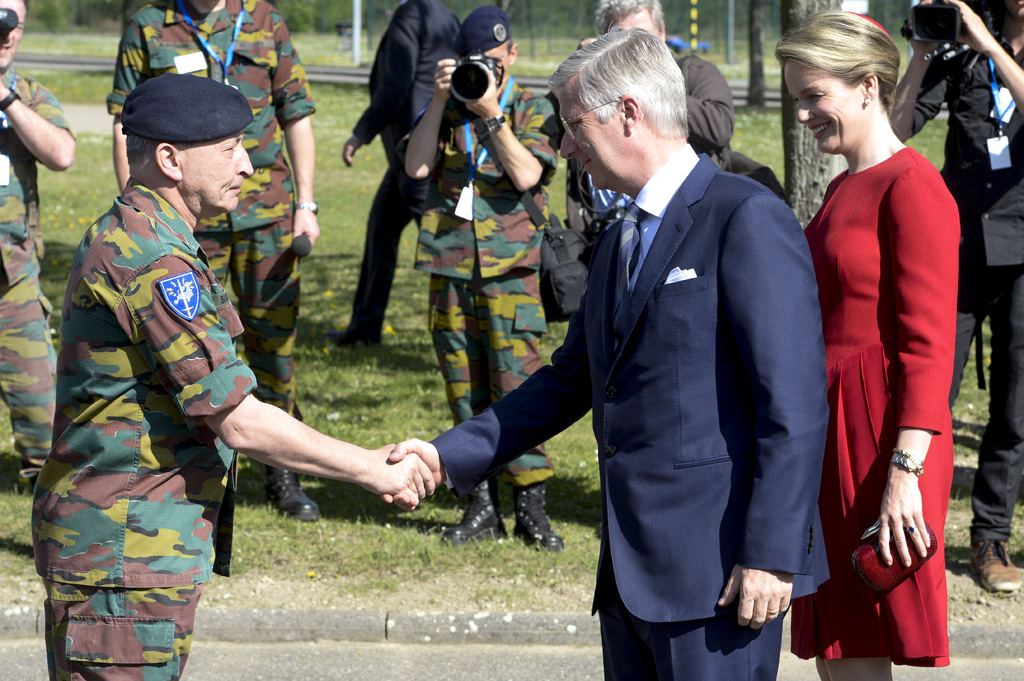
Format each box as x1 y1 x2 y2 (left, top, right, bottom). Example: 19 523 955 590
717 565 793 630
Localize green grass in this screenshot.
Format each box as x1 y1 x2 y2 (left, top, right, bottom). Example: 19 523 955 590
0 62 1011 611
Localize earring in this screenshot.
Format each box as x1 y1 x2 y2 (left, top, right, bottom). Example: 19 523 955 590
865 95 873 106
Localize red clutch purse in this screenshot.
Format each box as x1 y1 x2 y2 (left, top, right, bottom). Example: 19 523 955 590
851 520 937 592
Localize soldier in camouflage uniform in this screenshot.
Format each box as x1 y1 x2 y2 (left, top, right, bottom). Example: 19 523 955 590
403 7 563 550
32 74 433 681
0 0 75 484
107 0 322 520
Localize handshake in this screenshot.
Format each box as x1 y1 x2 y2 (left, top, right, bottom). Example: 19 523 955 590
370 439 445 511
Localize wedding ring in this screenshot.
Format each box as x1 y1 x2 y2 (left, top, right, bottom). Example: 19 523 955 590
766 609 779 616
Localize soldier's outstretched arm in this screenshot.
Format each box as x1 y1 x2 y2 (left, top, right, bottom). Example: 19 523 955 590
205 394 435 510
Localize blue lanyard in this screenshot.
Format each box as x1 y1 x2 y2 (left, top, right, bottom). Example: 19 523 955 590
463 77 515 182
0 70 16 129
175 0 245 84
989 58 1014 132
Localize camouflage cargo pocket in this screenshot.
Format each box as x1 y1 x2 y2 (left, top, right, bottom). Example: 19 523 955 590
66 615 176 666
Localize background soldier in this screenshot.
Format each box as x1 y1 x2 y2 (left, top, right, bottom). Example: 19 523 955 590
402 6 563 550
108 0 322 520
0 0 75 484
33 74 433 681
329 0 459 346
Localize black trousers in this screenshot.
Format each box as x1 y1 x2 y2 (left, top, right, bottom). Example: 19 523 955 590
949 264 1024 544
346 164 427 339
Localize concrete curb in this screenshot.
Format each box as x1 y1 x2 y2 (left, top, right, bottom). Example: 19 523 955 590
5 604 1024 659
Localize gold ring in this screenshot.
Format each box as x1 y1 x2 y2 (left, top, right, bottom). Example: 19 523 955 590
766 609 780 616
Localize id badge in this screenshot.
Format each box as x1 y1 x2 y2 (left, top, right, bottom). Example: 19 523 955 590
173 52 207 74
0 154 10 186
988 135 1012 170
454 182 474 220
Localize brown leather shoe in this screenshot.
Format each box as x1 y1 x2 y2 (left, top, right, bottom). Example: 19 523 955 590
971 540 1023 592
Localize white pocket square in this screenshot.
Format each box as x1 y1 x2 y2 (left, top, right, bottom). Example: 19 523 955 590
665 267 697 284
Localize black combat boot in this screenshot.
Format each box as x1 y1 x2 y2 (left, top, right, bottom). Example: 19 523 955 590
513 481 564 551
265 465 320 521
442 478 505 544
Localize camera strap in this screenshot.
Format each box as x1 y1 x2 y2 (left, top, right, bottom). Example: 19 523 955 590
175 0 245 84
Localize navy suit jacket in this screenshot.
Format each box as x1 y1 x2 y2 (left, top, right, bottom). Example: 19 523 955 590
433 156 830 623
352 0 459 169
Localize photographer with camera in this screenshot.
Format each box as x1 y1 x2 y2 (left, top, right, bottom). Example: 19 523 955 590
894 0 1024 594
402 6 564 550
0 0 75 486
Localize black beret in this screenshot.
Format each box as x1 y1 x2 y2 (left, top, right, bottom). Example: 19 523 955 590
454 6 510 56
121 73 253 143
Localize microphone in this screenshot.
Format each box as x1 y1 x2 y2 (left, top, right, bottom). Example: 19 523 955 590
291 234 312 257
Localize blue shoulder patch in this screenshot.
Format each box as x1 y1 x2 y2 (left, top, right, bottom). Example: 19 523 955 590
158 271 201 321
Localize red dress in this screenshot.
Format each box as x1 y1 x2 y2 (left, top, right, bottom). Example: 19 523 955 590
790 148 959 666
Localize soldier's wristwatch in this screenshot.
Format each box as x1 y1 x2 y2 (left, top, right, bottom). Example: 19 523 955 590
0 90 20 111
483 115 505 134
296 201 318 215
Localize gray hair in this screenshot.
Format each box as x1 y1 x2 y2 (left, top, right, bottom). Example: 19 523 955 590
125 135 196 169
595 0 665 35
549 28 686 140
125 134 158 169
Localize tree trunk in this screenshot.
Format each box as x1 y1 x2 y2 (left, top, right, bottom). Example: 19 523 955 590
780 0 843 225
748 0 766 107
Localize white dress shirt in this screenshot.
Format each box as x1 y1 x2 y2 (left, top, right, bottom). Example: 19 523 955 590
627 145 699 291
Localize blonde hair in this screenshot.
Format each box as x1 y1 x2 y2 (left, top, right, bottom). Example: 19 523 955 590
775 11 900 113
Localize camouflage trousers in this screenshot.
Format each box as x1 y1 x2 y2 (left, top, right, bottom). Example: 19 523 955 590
43 580 203 681
0 259 56 478
197 220 301 418
428 268 553 485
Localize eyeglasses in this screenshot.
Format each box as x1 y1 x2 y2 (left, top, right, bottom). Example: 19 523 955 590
561 99 620 140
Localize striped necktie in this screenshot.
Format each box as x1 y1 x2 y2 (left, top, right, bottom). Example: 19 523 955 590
614 202 643 345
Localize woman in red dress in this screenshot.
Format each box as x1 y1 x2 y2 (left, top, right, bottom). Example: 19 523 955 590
776 12 959 680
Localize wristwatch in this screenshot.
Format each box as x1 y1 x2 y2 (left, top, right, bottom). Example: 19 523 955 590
296 201 318 215
891 448 924 477
0 90 20 111
483 115 505 135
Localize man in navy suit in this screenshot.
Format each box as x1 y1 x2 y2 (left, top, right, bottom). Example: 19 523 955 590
329 0 459 345
394 29 829 680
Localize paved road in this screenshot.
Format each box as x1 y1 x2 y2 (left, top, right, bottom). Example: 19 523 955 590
3 639 1023 680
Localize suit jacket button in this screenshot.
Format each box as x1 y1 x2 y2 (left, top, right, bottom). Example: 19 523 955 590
605 445 618 458
606 386 619 398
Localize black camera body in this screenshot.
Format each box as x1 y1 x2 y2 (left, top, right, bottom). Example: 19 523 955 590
0 9 18 39
909 3 962 42
451 51 502 103
901 0 992 43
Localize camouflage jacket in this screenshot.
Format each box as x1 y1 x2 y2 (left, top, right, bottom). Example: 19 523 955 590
32 183 257 588
405 81 558 280
0 69 72 285
107 0 315 232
